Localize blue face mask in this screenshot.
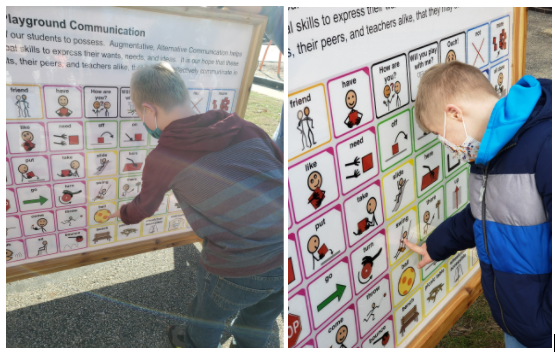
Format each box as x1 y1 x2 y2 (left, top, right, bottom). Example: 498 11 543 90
143 107 163 139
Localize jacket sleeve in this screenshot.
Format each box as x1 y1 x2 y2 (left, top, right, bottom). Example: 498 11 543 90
535 133 552 230
120 152 172 225
535 134 551 312
426 203 476 261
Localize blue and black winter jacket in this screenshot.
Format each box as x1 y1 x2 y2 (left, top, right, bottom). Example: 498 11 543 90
426 76 552 348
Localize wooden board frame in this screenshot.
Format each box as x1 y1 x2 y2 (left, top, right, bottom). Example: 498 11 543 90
406 7 528 347
6 6 268 283
6 231 203 283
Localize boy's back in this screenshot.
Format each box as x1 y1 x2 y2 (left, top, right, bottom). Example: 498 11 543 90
411 61 551 348
429 78 552 348
121 109 284 277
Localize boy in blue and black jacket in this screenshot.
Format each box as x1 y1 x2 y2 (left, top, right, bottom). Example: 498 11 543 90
407 61 551 348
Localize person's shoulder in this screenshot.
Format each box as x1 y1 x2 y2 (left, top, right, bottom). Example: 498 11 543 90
235 116 273 139
143 145 169 166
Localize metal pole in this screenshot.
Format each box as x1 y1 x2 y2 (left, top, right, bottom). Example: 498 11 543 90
258 40 272 70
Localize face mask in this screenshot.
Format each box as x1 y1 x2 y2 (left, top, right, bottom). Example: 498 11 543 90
143 107 163 139
437 112 480 162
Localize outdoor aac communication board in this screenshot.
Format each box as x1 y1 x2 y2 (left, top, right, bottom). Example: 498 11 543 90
287 7 520 348
6 6 268 280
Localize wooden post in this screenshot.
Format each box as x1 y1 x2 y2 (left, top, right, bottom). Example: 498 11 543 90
259 40 273 70
277 51 282 76
512 7 528 85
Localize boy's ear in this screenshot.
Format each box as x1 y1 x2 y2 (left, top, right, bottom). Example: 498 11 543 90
141 103 157 116
445 104 463 122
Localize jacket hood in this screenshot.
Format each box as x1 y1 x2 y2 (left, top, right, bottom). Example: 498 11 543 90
475 75 548 165
157 110 242 152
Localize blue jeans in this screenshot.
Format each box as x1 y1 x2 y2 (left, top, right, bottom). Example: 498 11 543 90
504 333 527 348
182 263 284 347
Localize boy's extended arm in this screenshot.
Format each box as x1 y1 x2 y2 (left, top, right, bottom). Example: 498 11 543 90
425 203 476 261
120 153 172 225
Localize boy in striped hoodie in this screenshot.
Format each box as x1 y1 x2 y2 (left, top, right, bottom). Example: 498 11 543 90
109 62 284 348
405 61 551 348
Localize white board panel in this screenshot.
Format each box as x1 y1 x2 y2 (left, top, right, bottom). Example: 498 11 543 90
288 7 512 347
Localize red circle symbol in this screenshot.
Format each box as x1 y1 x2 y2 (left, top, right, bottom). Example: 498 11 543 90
361 263 372 279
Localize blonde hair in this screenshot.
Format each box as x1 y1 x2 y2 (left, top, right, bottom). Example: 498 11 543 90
414 61 498 133
130 62 190 112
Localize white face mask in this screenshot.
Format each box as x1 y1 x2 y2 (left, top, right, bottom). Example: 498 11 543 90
437 112 480 162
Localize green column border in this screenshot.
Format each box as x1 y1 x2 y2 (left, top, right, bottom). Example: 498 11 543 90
377 108 413 173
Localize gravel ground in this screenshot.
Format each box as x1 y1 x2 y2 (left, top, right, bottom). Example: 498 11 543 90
525 11 552 79
257 62 284 82
6 238 283 348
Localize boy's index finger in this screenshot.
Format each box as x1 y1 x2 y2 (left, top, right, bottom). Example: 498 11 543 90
403 239 423 255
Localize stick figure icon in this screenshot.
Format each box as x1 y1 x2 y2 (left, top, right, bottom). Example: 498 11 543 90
37 240 48 256
307 235 333 270
383 85 393 111
394 81 402 107
61 215 83 227
445 49 457 63
103 102 111 116
335 325 348 348
94 158 110 175
422 210 435 235
392 178 409 213
344 90 363 128
18 164 40 182
93 185 111 201
92 101 104 116
495 73 505 96
353 197 378 236
127 101 136 116
121 184 135 197
364 293 387 322
21 131 36 152
15 95 23 117
297 107 316 151
149 223 159 234
58 160 80 178
394 220 413 260
56 95 73 117
31 218 49 233
15 94 30 117
307 171 325 210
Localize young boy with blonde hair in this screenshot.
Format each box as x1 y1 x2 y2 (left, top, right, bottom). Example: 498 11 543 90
405 61 551 348
109 62 284 348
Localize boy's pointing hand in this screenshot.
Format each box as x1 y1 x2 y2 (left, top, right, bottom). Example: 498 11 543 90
108 206 122 220
404 239 433 269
